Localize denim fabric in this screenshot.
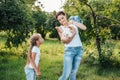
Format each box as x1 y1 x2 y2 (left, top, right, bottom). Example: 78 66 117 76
69 16 75 21
69 16 83 23
25 67 36 80
59 46 83 80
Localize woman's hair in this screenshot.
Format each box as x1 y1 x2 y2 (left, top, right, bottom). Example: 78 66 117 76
26 33 41 65
56 11 65 19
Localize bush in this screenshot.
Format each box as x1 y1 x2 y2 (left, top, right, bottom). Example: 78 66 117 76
99 40 120 67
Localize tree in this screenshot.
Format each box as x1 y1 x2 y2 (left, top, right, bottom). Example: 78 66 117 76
32 11 47 38
63 0 120 66
45 11 60 38
0 0 35 47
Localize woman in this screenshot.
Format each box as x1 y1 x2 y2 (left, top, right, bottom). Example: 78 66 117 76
55 11 87 80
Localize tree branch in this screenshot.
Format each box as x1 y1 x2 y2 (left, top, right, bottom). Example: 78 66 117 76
98 15 120 24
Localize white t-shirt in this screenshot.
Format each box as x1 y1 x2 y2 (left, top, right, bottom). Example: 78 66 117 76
27 46 40 68
60 24 82 47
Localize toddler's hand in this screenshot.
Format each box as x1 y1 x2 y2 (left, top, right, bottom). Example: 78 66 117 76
68 26 76 35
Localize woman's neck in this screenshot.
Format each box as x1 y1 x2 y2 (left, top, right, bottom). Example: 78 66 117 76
63 22 69 27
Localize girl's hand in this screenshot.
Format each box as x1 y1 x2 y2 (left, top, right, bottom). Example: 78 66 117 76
36 70 41 77
35 69 41 77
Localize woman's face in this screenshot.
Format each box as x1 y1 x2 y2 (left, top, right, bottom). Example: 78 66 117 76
57 14 68 25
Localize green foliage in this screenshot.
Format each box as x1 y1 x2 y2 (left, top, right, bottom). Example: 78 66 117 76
82 40 120 68
99 27 111 43
64 0 120 42
79 0 88 3
33 11 47 38
0 0 35 47
110 24 120 39
45 12 60 38
24 0 36 4
100 40 120 67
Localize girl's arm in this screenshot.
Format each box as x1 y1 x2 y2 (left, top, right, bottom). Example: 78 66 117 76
30 52 40 77
37 63 41 76
70 20 87 30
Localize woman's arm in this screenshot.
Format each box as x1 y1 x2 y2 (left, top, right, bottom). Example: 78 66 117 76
55 26 67 43
55 27 62 38
70 20 87 30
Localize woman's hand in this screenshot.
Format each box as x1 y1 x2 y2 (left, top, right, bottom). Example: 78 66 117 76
55 26 62 33
69 20 75 25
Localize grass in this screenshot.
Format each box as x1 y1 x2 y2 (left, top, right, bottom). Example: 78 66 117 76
0 54 120 80
0 56 25 80
0 31 120 80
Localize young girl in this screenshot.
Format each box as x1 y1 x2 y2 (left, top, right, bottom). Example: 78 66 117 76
24 33 44 80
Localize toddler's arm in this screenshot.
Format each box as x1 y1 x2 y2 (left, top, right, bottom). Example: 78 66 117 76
64 26 76 44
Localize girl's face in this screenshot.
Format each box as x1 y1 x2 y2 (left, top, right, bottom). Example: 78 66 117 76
36 35 44 47
57 14 68 25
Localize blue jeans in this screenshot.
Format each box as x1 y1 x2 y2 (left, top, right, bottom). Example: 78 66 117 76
59 46 83 80
25 67 36 80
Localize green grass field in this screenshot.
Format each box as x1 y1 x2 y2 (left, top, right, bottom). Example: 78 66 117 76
0 32 120 80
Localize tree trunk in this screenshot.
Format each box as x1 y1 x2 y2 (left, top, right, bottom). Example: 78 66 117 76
82 2 102 64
